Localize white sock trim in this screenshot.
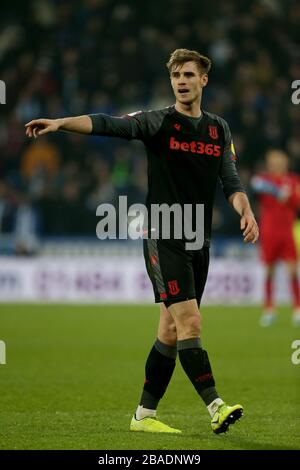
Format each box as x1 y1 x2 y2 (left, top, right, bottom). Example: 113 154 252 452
135 405 157 420
207 398 224 418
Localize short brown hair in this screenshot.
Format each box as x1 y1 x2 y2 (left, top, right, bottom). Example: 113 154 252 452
166 49 211 75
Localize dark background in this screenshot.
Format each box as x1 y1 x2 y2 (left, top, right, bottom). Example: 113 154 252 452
0 0 299 250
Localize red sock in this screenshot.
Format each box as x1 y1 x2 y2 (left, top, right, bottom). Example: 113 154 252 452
291 276 300 309
264 277 273 309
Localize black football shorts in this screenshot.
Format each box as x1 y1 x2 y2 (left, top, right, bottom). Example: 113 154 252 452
143 238 210 308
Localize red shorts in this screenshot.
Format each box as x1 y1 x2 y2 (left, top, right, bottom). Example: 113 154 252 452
260 229 298 264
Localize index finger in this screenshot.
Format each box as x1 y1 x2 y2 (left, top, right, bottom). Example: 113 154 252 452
25 119 44 127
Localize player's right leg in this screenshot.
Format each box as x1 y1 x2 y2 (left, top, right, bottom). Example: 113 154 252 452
130 238 196 434
286 260 300 327
130 303 181 433
260 263 277 327
259 229 279 326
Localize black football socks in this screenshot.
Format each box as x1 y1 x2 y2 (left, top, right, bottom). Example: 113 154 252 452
177 337 219 405
139 338 177 411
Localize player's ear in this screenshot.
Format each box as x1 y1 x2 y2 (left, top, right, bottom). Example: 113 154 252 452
201 74 208 87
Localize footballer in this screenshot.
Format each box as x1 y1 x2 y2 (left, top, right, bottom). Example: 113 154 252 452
26 49 259 434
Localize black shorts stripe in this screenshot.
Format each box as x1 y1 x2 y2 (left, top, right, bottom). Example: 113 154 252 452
145 239 166 298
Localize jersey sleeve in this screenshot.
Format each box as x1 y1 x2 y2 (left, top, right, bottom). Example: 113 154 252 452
250 175 280 197
89 110 159 142
287 175 300 209
218 120 245 199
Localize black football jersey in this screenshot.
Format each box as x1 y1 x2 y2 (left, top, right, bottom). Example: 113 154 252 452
90 105 245 246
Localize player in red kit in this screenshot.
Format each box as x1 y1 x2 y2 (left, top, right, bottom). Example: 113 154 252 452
252 149 300 327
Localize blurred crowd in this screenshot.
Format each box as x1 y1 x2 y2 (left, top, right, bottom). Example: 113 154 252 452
0 0 300 252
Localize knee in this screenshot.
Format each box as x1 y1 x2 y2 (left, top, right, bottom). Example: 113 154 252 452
167 321 177 338
178 312 201 338
159 320 177 345
187 313 201 337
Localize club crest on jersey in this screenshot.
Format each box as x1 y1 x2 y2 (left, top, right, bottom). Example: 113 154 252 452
168 280 180 296
208 125 218 140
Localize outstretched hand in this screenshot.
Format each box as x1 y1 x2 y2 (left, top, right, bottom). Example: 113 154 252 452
25 118 60 138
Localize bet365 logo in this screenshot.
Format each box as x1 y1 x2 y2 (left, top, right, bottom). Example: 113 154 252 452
291 340 300 365
0 80 6 104
0 340 6 365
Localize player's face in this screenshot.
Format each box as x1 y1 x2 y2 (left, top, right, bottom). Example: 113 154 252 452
170 61 208 105
266 151 289 175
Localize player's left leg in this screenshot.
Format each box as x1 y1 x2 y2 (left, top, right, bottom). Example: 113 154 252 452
168 298 243 434
130 304 181 433
286 260 300 327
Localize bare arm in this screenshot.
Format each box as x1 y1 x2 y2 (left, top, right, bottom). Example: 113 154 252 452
25 115 92 138
228 191 259 244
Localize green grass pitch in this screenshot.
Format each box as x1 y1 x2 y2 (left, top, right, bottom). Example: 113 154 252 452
0 304 299 450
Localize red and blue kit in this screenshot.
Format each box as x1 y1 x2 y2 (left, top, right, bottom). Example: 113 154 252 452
253 172 300 263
